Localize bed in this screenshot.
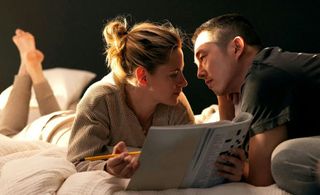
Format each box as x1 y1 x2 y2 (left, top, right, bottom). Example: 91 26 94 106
0 68 291 195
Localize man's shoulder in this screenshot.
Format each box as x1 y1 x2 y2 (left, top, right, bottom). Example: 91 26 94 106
254 46 319 65
253 47 283 63
253 46 320 78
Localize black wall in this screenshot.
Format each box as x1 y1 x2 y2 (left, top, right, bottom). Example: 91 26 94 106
1 0 320 114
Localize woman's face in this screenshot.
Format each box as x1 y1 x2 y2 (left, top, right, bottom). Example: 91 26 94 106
146 48 188 106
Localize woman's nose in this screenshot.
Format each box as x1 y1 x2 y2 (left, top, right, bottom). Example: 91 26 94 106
178 72 188 87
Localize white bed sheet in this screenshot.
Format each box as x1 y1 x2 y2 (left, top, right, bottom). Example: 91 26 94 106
0 134 291 195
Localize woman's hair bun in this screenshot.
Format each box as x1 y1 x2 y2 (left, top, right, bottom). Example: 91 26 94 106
103 17 128 48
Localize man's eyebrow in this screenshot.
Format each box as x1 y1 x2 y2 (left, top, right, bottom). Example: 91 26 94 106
194 47 206 63
195 48 203 59
194 50 202 64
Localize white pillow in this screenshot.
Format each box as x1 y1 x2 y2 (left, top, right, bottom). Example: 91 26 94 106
0 67 96 110
194 104 220 124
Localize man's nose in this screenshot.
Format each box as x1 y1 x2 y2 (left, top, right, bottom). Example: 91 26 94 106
197 65 206 79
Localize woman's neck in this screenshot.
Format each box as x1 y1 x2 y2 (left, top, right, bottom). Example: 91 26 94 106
125 84 156 130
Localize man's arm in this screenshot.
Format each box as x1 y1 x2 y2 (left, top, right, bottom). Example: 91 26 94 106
245 125 287 186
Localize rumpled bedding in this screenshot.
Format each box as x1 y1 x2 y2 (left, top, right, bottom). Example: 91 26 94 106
0 134 291 195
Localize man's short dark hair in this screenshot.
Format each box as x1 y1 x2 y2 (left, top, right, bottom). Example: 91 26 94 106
192 13 262 49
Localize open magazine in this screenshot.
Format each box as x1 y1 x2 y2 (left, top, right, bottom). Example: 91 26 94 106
126 112 253 191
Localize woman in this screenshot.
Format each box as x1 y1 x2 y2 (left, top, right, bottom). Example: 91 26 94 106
67 16 245 181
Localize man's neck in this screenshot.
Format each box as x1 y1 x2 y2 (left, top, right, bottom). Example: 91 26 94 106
234 45 260 93
242 45 260 71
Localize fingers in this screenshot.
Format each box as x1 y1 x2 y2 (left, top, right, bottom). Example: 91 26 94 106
230 148 246 162
119 155 139 178
215 148 246 182
106 153 139 178
113 141 128 154
217 169 242 181
107 142 138 178
215 155 243 181
107 153 129 174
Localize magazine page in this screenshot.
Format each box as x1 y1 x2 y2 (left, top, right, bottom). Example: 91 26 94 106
126 127 203 190
181 112 252 188
126 112 252 191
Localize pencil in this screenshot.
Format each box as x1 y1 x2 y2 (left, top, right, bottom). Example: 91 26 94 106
84 151 141 161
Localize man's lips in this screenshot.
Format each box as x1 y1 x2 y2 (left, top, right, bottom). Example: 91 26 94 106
205 79 213 86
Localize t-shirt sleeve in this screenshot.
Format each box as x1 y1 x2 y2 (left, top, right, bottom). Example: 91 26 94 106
241 64 294 136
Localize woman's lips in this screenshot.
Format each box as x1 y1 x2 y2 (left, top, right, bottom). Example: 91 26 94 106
173 90 182 96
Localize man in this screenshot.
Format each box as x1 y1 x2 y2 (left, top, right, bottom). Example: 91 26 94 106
192 13 320 194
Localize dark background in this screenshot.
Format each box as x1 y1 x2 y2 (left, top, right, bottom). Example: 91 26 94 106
1 0 320 114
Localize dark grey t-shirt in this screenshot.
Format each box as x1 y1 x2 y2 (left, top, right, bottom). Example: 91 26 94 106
241 47 320 139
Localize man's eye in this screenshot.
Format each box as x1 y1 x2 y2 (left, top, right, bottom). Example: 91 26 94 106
199 55 206 61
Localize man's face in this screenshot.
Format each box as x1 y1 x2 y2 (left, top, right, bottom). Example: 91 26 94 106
194 31 238 95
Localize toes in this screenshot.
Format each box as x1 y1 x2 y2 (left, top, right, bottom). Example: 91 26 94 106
12 36 18 44
15 29 23 35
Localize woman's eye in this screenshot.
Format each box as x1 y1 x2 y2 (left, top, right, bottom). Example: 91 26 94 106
168 70 180 79
169 71 179 78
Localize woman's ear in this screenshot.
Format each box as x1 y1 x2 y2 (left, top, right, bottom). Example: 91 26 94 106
232 36 245 59
135 66 148 86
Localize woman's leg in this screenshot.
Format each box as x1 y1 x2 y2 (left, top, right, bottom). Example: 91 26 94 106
26 50 61 115
271 136 320 195
0 76 32 136
0 29 35 136
0 29 60 136
14 28 60 115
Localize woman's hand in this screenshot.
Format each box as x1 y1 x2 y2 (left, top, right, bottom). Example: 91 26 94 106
105 141 140 178
215 148 246 182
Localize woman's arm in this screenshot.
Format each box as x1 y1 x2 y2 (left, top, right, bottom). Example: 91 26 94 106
66 91 111 172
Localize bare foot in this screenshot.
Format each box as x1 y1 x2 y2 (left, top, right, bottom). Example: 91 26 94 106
25 50 45 84
12 29 36 75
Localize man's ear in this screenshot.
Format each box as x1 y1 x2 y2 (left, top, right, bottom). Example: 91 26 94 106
232 36 245 59
135 66 148 86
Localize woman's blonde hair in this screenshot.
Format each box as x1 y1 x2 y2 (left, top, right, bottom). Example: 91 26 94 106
103 16 183 85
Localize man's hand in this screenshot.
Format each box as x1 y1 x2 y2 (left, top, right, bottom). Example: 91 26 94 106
215 148 246 181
